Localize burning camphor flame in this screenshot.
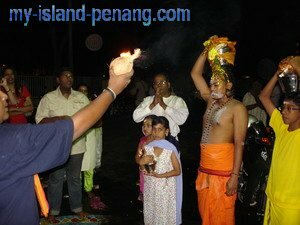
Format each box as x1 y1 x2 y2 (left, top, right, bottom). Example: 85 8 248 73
110 49 141 76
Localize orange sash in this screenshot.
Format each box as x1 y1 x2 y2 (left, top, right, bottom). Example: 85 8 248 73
200 143 234 176
34 174 49 217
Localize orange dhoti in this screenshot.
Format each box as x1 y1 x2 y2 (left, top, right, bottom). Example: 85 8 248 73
196 143 237 225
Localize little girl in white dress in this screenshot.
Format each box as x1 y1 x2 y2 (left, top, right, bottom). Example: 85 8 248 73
137 116 182 225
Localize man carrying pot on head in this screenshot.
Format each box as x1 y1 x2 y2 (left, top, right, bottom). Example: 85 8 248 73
191 36 248 225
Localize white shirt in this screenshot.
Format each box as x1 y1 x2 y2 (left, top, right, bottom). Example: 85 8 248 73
132 95 189 137
243 92 267 126
35 87 90 155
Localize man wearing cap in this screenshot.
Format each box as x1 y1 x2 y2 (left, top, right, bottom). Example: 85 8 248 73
191 36 248 225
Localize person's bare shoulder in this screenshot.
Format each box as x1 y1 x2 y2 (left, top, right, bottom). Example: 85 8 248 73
229 99 247 113
230 98 244 106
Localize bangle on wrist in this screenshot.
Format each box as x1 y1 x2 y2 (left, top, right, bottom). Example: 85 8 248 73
103 87 116 100
231 172 239 177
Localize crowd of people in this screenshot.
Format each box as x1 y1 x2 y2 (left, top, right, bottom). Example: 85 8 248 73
0 37 300 225
0 65 132 225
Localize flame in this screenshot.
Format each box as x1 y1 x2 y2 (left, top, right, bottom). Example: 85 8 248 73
110 48 141 76
120 51 131 57
120 48 141 61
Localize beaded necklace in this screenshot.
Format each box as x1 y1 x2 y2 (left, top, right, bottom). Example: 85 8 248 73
201 97 233 143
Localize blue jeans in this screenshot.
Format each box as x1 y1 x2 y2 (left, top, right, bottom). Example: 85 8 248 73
47 153 84 215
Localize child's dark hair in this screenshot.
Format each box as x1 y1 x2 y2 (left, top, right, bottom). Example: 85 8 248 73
152 116 170 130
144 115 157 123
152 115 180 152
284 92 300 107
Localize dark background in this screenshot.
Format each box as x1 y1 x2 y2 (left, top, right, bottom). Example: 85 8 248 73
0 0 299 78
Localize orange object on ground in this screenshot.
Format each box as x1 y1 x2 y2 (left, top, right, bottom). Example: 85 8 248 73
196 143 236 225
34 174 49 217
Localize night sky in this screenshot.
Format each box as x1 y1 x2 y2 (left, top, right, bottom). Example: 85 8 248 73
0 0 299 79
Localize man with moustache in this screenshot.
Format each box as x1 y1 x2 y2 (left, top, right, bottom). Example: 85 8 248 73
133 72 189 140
35 68 90 221
191 36 248 225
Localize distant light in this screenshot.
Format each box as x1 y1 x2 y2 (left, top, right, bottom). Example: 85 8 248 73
242 75 251 79
85 34 103 51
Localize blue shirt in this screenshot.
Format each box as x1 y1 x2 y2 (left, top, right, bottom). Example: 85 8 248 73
0 119 73 225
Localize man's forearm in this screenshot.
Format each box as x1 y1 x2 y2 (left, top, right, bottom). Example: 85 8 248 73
259 72 279 115
260 72 279 100
165 107 189 126
232 145 243 175
39 116 68 124
72 90 113 141
133 101 152 122
191 51 211 101
191 51 206 79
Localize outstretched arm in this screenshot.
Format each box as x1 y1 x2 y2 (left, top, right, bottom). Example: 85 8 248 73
191 49 211 102
259 71 280 116
72 69 132 141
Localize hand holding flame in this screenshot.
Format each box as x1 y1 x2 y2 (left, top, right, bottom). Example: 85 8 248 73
107 49 141 96
110 48 141 76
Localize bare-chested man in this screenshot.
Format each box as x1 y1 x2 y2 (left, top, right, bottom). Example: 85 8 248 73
191 47 248 225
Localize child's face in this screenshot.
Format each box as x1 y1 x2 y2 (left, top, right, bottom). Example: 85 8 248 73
152 123 169 140
142 118 153 136
281 100 300 125
78 85 88 96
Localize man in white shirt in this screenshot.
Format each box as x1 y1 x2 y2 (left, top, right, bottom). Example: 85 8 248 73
132 73 189 139
35 68 90 220
243 80 268 125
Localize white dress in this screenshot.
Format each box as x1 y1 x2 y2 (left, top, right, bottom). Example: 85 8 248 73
144 146 177 225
